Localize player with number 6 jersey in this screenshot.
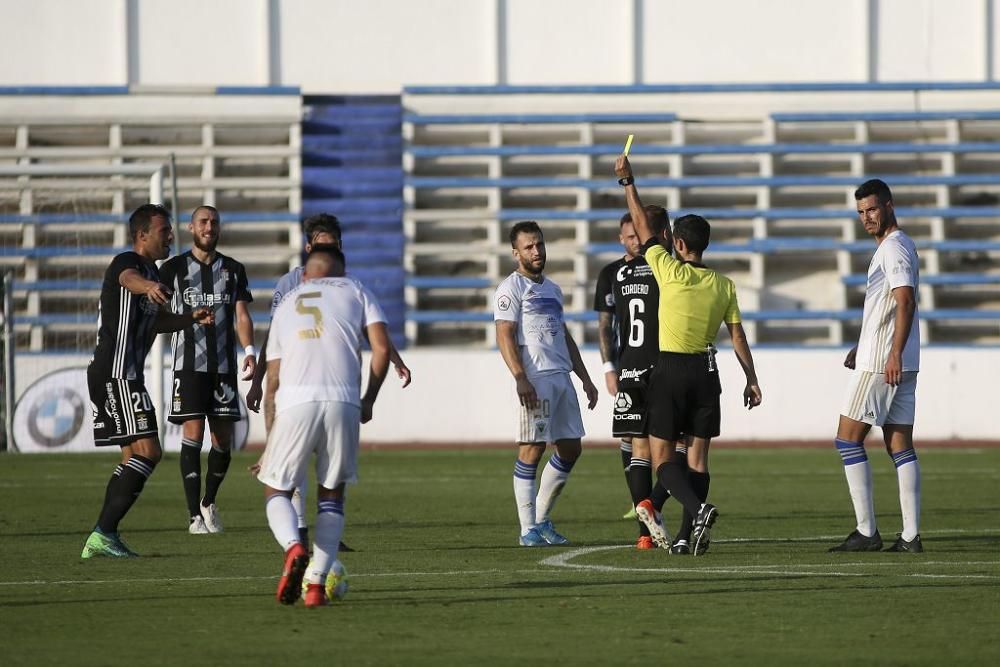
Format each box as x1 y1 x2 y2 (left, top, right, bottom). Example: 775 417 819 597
610 206 677 549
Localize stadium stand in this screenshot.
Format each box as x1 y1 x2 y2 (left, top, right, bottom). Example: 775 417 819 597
301 95 405 345
401 83 1000 347
3 83 1000 351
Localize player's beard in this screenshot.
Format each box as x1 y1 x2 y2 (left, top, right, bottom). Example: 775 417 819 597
519 256 545 277
193 235 218 253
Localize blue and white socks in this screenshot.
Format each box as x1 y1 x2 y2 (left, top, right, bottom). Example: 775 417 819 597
892 448 921 541
835 438 877 537
512 460 538 535
309 498 345 585
535 454 576 524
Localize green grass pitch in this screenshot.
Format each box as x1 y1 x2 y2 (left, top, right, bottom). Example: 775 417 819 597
1 446 998 666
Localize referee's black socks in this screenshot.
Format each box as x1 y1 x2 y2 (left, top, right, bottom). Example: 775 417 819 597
97 455 156 534
656 462 701 518
676 471 710 543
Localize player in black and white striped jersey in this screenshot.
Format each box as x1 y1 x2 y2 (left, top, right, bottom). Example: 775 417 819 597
82 204 215 559
159 205 256 535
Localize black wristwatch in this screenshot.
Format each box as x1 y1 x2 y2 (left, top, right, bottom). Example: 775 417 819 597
618 176 634 187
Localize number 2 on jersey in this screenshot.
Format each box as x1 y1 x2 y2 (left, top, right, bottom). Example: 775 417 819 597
627 298 644 347
295 291 324 340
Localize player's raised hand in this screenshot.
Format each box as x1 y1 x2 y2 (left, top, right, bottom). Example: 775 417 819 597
843 345 858 369
241 354 257 381
145 282 172 305
614 154 633 181
515 376 538 409
744 383 763 410
191 306 215 326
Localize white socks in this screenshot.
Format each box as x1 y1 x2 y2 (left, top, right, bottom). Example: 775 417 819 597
265 494 301 551
308 499 345 585
291 484 307 529
892 449 921 541
535 454 576 524
835 438 877 537
513 460 538 535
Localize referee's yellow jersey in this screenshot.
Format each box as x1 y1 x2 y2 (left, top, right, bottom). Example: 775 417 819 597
645 243 742 353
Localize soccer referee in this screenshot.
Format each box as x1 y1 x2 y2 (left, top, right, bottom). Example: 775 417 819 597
613 155 763 555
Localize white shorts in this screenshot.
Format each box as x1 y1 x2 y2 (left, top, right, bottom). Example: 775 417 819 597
258 401 360 492
516 373 586 443
840 370 918 426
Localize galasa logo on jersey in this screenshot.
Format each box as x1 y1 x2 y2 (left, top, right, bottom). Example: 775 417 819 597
183 287 231 308
497 295 511 311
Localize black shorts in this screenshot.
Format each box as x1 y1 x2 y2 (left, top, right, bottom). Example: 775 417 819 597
612 383 649 438
87 369 158 447
168 370 241 424
647 351 722 441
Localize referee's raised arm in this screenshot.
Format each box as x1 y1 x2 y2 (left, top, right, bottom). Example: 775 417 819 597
614 155 654 245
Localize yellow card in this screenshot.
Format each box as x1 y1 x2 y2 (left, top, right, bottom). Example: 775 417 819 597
623 134 634 156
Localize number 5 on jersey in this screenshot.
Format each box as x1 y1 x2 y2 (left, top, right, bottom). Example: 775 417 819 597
296 291 324 340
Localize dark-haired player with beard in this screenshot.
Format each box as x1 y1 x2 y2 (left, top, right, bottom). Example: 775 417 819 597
159 205 255 534
495 221 599 547
82 204 215 558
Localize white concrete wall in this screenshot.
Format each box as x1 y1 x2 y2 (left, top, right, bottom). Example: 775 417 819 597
12 348 999 452
278 0 497 91
135 0 269 86
0 0 128 85
1 0 998 92
644 0 870 83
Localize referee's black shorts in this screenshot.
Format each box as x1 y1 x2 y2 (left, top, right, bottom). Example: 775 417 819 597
647 351 722 441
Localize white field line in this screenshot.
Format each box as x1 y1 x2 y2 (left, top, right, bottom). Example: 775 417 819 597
1 529 997 588
539 546 1000 580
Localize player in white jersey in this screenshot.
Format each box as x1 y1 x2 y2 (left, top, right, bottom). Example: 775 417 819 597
258 244 390 606
247 213 410 551
495 221 599 547
830 179 923 553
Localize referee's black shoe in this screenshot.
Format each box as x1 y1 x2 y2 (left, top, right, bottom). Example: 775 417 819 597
884 533 923 553
692 503 718 556
670 539 691 555
828 529 883 552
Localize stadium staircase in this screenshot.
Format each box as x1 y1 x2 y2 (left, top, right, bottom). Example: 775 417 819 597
301 95 405 347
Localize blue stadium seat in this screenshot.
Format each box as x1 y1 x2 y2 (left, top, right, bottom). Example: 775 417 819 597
404 112 678 125
408 141 1000 158
772 110 1000 122
406 173 1000 189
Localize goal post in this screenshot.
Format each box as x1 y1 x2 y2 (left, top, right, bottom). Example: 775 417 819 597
0 162 169 450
